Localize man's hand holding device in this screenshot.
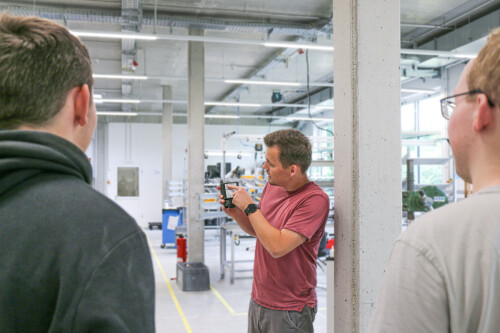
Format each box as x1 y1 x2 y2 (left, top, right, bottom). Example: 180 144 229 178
219 180 258 217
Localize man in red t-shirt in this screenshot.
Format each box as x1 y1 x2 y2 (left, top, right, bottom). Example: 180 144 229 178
219 129 330 332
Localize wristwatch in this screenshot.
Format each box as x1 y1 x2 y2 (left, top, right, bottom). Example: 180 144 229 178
244 203 258 216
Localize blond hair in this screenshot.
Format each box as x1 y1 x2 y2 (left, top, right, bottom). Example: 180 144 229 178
467 27 500 107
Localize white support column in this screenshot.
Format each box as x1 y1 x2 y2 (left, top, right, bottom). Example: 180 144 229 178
162 85 173 203
333 0 401 332
95 121 108 196
187 28 205 264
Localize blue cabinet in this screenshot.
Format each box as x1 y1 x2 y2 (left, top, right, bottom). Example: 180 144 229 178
161 208 183 248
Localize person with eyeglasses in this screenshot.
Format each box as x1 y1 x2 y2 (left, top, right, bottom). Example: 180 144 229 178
368 27 500 333
0 14 155 332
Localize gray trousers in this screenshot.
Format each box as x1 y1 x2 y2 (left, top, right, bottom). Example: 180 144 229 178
248 298 317 333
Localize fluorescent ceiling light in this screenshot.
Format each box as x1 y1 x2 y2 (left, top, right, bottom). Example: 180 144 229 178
205 101 263 108
294 108 325 116
97 111 138 116
224 79 301 87
287 117 332 122
401 88 435 94
95 98 141 104
92 74 333 87
91 74 439 94
71 29 477 58
174 113 332 122
263 42 334 51
205 151 253 157
71 29 333 51
307 105 333 110
93 98 335 110
93 74 148 80
204 114 239 119
94 112 299 120
71 30 158 40
400 48 476 59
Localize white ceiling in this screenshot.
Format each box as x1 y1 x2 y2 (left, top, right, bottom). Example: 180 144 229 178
1 0 499 125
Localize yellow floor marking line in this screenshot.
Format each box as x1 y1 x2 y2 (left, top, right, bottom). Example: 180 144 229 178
210 285 247 316
146 235 192 333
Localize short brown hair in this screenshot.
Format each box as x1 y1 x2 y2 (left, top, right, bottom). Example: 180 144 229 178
0 13 93 129
264 129 312 172
467 27 500 107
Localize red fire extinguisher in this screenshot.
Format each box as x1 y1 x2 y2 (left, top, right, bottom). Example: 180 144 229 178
177 235 187 262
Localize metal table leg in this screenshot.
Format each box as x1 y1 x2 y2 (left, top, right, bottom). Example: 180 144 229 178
220 227 226 279
230 230 235 284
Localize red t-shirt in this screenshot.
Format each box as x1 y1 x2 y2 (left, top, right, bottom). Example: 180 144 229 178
251 181 330 311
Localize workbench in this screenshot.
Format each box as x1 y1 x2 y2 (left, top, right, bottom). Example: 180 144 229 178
219 223 255 284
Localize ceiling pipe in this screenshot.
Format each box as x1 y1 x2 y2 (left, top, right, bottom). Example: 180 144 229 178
0 4 325 36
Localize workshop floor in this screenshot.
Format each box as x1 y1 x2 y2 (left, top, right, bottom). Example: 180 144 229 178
144 228 329 333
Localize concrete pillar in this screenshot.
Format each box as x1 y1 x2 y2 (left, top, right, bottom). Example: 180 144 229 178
162 85 173 203
187 28 205 264
333 0 401 332
95 122 108 196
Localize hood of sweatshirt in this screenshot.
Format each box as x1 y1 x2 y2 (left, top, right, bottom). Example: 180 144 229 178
0 130 92 197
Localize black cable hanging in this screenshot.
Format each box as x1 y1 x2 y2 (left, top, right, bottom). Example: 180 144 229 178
306 50 333 136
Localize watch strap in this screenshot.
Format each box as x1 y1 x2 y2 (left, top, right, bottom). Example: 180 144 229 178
244 203 258 216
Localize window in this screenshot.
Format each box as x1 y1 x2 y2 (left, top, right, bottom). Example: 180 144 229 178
310 125 334 181
418 96 446 134
401 95 450 186
401 102 416 132
117 167 139 197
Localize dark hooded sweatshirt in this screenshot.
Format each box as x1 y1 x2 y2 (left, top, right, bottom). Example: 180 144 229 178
0 130 155 332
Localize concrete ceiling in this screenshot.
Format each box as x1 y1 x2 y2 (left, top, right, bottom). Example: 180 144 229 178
1 0 499 125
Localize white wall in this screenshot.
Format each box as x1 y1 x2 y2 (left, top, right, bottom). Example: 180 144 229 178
105 122 286 225
106 123 163 227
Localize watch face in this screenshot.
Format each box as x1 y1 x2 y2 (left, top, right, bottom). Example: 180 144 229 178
246 204 257 215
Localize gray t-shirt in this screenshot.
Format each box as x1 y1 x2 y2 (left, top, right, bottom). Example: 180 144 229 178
368 186 500 333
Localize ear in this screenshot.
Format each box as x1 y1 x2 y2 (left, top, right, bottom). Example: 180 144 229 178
72 84 91 127
289 164 299 176
473 94 494 132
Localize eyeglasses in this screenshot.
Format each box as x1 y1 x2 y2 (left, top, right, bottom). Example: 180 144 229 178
440 89 495 120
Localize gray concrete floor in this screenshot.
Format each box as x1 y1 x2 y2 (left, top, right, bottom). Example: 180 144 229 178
144 228 328 333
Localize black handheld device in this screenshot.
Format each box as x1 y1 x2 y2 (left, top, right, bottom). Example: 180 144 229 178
220 180 239 208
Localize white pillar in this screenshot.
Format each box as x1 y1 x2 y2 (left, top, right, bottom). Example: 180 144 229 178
162 85 173 203
333 0 401 331
187 28 205 264
327 257 335 332
95 122 108 196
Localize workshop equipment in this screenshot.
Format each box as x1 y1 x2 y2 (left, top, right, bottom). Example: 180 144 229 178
402 185 448 212
404 158 449 223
